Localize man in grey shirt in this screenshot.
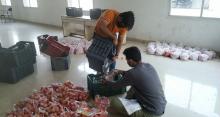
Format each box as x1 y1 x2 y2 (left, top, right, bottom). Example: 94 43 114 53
104 46 166 117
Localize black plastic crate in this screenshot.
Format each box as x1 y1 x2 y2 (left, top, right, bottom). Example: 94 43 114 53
86 37 114 72
16 41 37 63
87 74 126 98
0 42 36 68
66 7 83 17
0 62 34 84
16 41 36 56
90 8 102 20
50 55 71 71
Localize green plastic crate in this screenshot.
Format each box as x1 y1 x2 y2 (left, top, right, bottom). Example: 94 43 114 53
0 62 34 84
87 74 126 98
0 41 36 68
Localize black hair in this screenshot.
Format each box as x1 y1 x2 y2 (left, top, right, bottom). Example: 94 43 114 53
119 11 135 30
123 46 141 62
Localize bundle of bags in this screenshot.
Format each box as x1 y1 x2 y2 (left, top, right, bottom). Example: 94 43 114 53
7 81 109 117
60 37 92 55
146 41 217 61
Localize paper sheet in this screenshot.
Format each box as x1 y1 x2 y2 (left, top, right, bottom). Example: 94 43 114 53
118 97 142 115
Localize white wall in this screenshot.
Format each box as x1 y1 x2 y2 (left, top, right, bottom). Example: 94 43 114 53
1 0 220 51
94 0 220 51
11 0 66 26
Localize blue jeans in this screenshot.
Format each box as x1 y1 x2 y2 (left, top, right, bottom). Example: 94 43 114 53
109 60 116 71
108 45 116 71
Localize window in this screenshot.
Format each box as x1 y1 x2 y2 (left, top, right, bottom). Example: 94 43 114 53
67 0 93 11
1 0 11 6
23 0 38 8
170 0 220 18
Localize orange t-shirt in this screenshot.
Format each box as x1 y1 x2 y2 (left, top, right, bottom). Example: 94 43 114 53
95 9 127 38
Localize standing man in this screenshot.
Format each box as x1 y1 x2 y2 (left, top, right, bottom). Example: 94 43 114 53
94 9 135 71
104 46 167 117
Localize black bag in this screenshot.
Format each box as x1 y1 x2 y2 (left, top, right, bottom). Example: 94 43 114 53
90 8 102 20
66 7 83 17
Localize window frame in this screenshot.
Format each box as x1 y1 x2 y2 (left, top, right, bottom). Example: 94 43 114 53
1 0 11 6
23 0 38 8
169 0 220 19
66 0 93 11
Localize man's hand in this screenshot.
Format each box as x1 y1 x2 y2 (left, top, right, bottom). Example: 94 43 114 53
102 78 107 84
112 38 118 45
112 56 119 61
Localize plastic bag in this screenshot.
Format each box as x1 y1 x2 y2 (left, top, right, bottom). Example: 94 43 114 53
147 42 156 48
180 52 190 61
203 51 216 60
199 54 209 61
147 46 156 55
75 44 85 55
189 52 199 61
155 47 165 56
171 50 181 59
163 48 171 57
161 42 169 48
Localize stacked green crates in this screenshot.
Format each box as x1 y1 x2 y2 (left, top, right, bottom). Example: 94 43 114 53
87 74 126 98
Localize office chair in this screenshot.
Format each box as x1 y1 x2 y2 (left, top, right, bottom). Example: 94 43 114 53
0 7 13 23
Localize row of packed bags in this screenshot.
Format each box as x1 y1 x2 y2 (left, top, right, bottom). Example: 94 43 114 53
146 41 217 61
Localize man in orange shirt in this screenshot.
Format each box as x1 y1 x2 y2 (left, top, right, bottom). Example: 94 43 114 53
94 9 135 71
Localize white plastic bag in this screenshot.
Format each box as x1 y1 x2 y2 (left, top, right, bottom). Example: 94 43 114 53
155 47 165 56
147 46 156 55
203 51 216 60
75 44 85 55
147 42 156 48
199 54 209 61
155 41 162 48
189 52 199 61
163 48 171 57
161 42 169 48
180 52 190 61
171 50 181 59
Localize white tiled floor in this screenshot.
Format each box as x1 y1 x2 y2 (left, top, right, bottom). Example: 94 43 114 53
0 21 220 117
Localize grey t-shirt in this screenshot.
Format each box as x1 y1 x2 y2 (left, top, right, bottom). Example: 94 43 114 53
106 63 167 115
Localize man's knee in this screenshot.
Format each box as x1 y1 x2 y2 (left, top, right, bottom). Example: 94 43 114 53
109 97 127 115
110 97 123 109
130 110 161 117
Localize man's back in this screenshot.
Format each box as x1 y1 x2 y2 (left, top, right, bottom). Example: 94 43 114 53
125 63 167 115
95 9 127 39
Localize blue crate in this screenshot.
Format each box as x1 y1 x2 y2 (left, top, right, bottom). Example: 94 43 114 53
51 55 71 71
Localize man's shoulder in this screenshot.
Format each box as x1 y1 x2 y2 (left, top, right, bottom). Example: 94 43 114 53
134 63 156 71
104 9 119 15
138 63 152 68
